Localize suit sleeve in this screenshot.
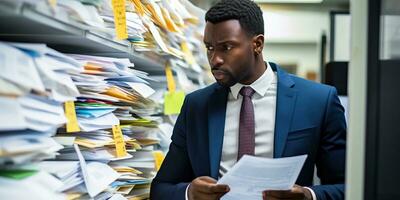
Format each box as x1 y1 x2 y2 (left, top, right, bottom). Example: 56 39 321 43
150 97 195 200
311 87 346 200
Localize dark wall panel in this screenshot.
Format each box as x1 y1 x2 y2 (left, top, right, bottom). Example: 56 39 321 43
377 60 400 199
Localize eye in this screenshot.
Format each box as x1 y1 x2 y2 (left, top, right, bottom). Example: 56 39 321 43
223 44 233 51
206 45 214 52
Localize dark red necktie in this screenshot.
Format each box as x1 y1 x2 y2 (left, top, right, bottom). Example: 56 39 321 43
237 86 256 160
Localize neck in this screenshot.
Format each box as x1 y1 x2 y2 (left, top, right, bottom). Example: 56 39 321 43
239 55 266 85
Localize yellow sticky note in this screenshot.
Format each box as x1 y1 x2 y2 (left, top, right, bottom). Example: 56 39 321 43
181 41 196 65
152 151 165 171
164 91 185 115
165 64 176 92
112 125 128 157
48 0 57 7
112 0 128 40
64 101 80 133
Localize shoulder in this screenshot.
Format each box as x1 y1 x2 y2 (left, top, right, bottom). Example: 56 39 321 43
290 75 335 94
185 83 223 105
271 62 336 96
287 74 337 106
185 82 221 101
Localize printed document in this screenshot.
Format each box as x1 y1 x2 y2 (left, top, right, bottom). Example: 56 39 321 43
218 155 307 200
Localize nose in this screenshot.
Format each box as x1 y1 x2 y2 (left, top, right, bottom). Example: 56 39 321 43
210 52 224 68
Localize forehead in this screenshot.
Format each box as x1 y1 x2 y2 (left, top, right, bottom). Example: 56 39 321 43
204 19 248 43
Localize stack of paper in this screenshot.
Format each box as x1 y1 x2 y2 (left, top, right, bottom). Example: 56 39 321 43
0 170 65 200
0 95 65 133
108 121 168 199
50 53 165 199
0 0 211 198
0 42 81 165
89 0 212 89
0 130 63 166
0 41 128 199
36 161 83 192
33 145 121 199
100 1 148 43
0 41 83 199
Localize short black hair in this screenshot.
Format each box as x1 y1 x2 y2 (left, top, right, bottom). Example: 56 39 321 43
205 0 264 36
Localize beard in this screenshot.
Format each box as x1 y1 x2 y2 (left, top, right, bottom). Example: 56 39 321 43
212 69 238 88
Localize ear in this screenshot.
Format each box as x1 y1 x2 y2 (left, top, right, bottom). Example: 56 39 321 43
252 34 264 55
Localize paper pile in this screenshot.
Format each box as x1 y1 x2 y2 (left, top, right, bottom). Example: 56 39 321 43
0 41 82 199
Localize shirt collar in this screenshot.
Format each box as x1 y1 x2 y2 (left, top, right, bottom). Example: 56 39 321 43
230 62 275 99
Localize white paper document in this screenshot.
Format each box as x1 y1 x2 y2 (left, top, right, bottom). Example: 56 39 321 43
218 155 307 200
78 112 119 132
125 82 155 98
0 171 65 200
74 144 120 197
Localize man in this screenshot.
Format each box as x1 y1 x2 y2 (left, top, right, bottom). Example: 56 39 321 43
150 0 346 199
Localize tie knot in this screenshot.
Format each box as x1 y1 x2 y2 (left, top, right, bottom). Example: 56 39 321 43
239 86 255 98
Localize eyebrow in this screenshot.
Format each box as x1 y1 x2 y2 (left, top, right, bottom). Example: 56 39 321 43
204 40 239 45
217 40 240 46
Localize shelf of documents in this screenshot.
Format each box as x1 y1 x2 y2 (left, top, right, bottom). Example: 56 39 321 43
0 1 165 74
0 41 171 200
0 0 210 199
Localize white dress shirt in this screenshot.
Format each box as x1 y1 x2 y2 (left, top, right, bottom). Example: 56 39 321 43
185 63 316 200
219 62 277 175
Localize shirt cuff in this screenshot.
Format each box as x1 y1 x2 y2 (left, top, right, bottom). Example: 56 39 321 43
303 187 317 200
185 183 190 200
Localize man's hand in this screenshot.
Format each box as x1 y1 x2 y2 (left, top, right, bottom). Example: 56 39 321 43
188 176 230 200
262 185 312 200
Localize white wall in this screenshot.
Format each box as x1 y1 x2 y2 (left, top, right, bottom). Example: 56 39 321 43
263 43 319 77
262 7 329 43
259 4 346 79
334 14 351 61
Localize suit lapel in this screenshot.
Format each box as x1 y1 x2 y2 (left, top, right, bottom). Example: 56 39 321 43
207 63 296 176
270 63 298 158
208 85 228 179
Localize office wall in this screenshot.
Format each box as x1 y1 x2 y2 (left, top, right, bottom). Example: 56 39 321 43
263 43 319 78
260 4 347 79
334 14 351 61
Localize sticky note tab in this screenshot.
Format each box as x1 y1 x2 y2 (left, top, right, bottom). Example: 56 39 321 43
48 0 57 7
165 64 176 92
152 151 165 171
181 41 196 65
112 125 128 158
0 169 37 180
112 0 128 40
164 91 185 115
65 101 81 133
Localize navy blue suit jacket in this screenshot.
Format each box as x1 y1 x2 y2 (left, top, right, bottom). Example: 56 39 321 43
151 63 346 200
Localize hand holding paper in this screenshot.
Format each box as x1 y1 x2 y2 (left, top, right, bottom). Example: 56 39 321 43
262 184 313 200
188 176 230 200
217 155 308 200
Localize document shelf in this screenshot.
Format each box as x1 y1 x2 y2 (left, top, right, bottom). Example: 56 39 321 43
0 1 164 74
0 0 210 199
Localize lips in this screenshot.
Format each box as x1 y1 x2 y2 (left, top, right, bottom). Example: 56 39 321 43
212 70 226 80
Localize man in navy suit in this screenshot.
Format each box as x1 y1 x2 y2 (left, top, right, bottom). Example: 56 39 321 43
150 0 346 199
